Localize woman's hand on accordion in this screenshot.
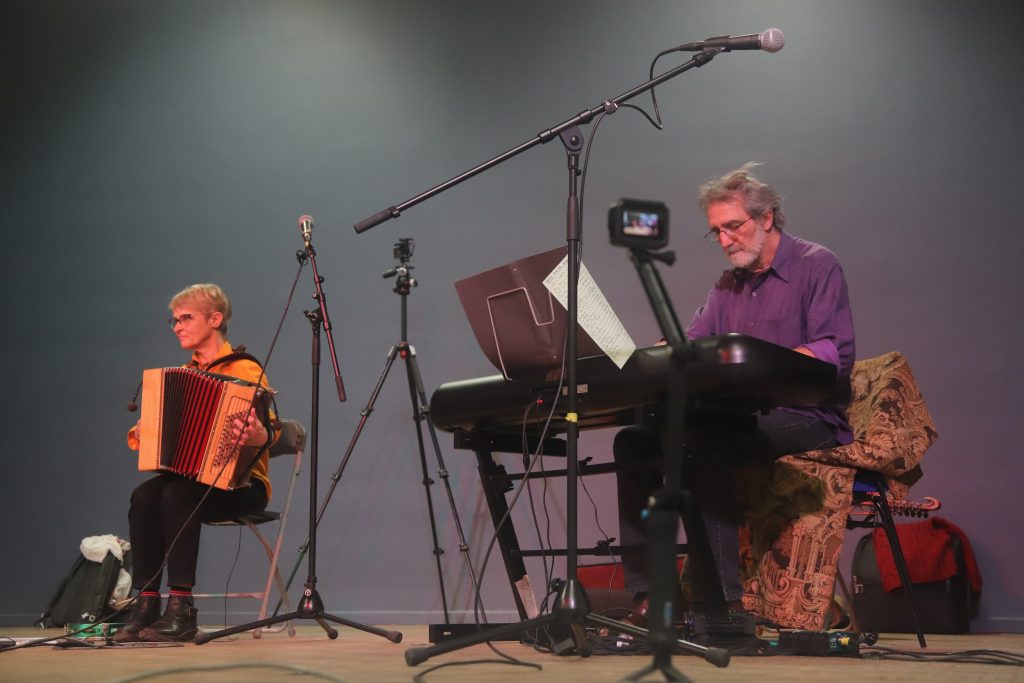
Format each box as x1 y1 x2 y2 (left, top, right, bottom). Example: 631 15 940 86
231 407 269 447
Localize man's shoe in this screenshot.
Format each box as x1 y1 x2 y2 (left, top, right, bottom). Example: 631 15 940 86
621 589 690 630
111 593 162 643
825 595 852 630
621 593 650 629
138 594 198 642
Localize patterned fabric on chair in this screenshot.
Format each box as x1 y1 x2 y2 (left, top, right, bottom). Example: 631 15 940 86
736 352 938 629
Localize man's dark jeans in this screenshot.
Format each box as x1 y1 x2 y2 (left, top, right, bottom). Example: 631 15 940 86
614 409 839 601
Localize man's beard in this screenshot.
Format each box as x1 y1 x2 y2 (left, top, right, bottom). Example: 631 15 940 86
726 226 767 270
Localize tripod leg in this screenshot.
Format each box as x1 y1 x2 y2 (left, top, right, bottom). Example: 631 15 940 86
405 613 559 666
195 611 304 644
404 346 485 622
401 344 450 622
586 613 729 667
313 616 339 639
319 612 402 643
622 660 694 683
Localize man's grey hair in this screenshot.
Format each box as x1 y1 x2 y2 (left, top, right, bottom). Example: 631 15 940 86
697 162 786 229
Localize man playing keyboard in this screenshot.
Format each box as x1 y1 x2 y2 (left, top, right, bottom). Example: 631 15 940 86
614 163 855 624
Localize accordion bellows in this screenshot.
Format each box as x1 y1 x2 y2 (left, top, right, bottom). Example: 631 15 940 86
137 367 266 490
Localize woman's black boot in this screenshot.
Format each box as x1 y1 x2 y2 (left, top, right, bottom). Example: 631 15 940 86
138 593 198 642
112 593 162 643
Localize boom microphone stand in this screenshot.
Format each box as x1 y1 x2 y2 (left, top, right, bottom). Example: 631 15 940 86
196 221 402 645
354 46 747 674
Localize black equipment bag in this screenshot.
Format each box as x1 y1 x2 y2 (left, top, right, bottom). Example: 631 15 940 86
36 550 128 627
851 532 978 634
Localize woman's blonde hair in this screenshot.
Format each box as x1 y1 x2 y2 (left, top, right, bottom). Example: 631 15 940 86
169 283 232 334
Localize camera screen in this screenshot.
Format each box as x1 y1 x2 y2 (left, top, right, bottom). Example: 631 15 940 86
622 210 661 238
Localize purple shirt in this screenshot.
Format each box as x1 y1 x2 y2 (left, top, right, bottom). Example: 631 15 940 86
686 231 856 444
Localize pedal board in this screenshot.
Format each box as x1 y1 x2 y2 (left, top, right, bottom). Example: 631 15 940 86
683 609 758 637
677 609 761 651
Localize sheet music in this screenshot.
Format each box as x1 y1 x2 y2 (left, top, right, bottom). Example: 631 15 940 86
543 255 636 369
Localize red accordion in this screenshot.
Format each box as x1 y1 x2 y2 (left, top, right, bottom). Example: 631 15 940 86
137 367 268 490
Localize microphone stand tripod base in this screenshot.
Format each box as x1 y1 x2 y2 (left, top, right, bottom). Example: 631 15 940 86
296 590 338 640
193 586 403 645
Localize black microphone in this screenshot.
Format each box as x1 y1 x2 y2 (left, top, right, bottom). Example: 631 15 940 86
127 379 142 412
678 28 785 53
298 214 313 247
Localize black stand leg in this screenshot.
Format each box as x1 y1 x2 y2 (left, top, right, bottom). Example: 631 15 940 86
870 474 927 648
470 440 537 621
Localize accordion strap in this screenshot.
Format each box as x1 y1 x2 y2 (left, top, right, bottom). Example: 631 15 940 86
206 345 263 372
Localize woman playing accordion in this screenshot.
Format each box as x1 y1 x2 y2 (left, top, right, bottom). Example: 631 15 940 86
116 283 277 643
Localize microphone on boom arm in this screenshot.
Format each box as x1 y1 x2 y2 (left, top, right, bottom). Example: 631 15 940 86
677 28 785 53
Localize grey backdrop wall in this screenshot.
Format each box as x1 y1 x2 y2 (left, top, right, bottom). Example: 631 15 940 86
3 1 1022 632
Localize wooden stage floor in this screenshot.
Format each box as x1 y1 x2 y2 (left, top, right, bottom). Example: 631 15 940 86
2 625 1022 682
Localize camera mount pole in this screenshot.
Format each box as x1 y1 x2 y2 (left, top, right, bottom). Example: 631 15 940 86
622 246 700 682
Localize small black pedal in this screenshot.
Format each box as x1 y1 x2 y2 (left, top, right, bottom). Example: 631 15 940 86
428 623 520 643
777 630 861 657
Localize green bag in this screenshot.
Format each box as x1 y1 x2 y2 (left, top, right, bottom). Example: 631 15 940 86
36 550 129 627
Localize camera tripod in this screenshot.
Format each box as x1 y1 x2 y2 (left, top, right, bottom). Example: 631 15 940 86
272 238 480 626
340 238 481 620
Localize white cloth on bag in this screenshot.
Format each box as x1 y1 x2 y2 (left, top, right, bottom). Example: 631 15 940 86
79 534 133 605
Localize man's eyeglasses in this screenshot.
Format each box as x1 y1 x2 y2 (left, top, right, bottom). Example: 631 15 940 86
168 313 196 327
704 216 753 243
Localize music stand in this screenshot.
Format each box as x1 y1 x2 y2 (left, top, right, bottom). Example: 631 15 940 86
454 245 604 381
